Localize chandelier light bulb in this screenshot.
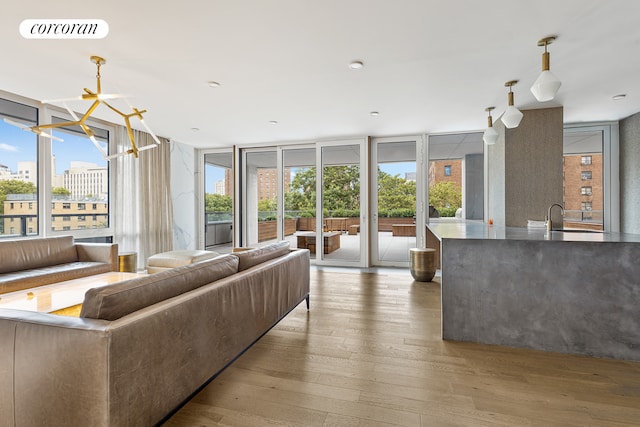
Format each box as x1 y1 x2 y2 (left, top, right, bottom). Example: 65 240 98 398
531 36 561 102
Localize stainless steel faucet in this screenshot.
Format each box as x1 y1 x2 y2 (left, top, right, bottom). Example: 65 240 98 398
546 203 565 231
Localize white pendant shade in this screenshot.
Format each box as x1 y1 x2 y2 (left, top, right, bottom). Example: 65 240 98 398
531 70 562 102
483 126 498 145
501 105 523 129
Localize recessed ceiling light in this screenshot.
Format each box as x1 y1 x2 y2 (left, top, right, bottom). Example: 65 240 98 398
207 81 221 88
269 120 278 125
370 111 380 116
349 60 364 70
190 127 200 132
612 94 626 100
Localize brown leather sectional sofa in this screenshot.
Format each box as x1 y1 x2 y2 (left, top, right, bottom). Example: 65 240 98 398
0 235 118 294
0 241 310 427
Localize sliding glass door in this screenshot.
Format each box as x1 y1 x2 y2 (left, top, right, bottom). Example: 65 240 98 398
242 148 278 248
316 139 367 266
203 151 234 253
371 136 425 266
281 146 316 252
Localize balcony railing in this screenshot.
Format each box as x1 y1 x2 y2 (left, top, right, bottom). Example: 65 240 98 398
563 209 603 224
1 213 108 238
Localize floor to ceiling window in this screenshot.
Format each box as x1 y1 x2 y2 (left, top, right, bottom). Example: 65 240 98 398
1 92 115 241
281 146 315 253
50 118 110 234
0 98 38 238
317 141 366 266
203 151 234 252
371 137 420 265
236 140 367 266
242 148 278 248
428 133 484 222
563 123 619 232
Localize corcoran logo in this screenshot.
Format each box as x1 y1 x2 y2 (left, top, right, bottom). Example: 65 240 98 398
20 19 109 39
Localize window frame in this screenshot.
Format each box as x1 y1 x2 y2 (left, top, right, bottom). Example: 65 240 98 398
0 90 116 241
42 105 115 240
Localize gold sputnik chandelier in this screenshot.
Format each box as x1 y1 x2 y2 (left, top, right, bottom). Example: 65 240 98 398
4 55 161 159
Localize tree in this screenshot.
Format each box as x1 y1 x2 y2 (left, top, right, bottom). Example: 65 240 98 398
321 165 360 211
52 187 71 196
258 198 276 212
429 181 462 216
205 193 232 213
377 170 416 212
0 179 37 214
286 167 316 212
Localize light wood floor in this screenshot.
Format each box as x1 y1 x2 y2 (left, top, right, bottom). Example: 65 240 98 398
165 269 640 426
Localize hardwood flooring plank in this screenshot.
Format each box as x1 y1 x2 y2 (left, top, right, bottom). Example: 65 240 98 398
165 269 640 426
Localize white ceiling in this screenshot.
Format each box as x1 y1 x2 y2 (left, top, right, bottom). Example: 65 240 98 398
2 0 640 150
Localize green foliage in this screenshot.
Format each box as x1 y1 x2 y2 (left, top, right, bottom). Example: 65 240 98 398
258 198 276 212
286 167 316 212
205 193 232 213
283 166 422 218
329 209 359 218
377 170 416 212
429 181 462 214
379 208 415 218
52 187 71 196
0 179 37 214
438 207 459 217
322 165 360 211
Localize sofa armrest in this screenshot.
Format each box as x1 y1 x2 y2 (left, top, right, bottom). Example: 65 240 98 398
0 309 112 426
76 243 119 271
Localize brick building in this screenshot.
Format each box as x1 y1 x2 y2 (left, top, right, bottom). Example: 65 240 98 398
257 168 290 200
428 159 462 188
563 153 603 229
2 194 108 236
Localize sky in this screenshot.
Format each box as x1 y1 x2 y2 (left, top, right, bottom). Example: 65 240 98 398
1 119 107 174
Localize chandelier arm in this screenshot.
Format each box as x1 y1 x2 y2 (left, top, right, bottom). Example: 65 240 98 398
101 100 128 117
78 100 102 122
123 115 139 158
34 119 81 131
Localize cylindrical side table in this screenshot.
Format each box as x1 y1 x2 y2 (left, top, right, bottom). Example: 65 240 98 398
409 248 436 282
118 252 138 273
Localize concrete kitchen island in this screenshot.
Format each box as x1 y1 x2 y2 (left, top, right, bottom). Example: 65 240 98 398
428 221 640 361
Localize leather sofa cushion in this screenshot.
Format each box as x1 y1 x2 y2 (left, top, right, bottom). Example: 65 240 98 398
80 254 239 320
147 250 219 269
0 262 112 294
0 236 77 274
234 241 291 272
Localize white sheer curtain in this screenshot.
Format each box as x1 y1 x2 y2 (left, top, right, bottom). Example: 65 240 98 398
113 126 173 270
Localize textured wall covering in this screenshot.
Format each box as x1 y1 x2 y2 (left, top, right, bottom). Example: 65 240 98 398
504 107 563 227
620 112 640 234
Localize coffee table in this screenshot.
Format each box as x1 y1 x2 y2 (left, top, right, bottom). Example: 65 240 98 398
0 272 144 317
296 231 341 254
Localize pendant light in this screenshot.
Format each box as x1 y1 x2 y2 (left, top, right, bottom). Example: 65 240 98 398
483 106 498 145
501 80 523 129
530 36 561 102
